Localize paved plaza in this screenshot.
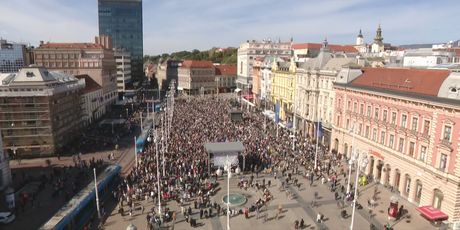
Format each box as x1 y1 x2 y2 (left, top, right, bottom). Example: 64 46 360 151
102 96 443 230
104 164 439 230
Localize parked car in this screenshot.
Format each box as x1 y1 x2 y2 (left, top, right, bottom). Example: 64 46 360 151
0 212 15 224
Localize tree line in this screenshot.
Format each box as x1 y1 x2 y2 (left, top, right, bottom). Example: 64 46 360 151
144 47 237 64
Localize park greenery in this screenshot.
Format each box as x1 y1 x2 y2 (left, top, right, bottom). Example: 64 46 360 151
144 47 237 64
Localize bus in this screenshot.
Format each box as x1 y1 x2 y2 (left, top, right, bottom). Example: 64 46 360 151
39 165 121 230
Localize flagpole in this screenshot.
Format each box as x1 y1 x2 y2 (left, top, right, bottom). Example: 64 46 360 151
314 121 319 170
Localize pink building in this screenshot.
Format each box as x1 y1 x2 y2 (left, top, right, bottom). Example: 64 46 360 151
332 67 460 225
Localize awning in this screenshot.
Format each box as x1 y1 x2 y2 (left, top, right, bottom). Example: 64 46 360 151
416 206 448 221
370 150 385 160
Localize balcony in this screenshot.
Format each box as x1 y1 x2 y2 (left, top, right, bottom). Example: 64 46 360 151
420 132 430 140
439 139 453 151
388 123 397 130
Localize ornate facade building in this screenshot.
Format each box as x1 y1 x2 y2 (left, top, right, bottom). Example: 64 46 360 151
295 39 359 143
237 40 291 94
332 67 460 226
270 58 296 124
251 58 263 105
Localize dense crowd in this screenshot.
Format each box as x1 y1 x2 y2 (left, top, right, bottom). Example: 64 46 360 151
113 95 353 229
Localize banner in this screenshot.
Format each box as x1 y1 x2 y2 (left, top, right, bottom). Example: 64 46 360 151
275 101 280 124
316 121 323 138
154 102 162 112
5 192 15 209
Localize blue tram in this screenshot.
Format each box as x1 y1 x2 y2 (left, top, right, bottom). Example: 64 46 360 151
39 165 121 230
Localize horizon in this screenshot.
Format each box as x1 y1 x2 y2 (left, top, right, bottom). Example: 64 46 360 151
0 0 459 55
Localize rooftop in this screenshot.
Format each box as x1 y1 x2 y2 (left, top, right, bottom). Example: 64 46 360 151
181 60 214 69
350 68 451 97
215 64 237 75
38 43 104 49
75 75 102 94
292 43 358 53
0 67 79 86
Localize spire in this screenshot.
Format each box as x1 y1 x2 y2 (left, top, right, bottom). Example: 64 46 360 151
374 24 383 43
322 37 328 49
320 37 331 54
358 29 363 38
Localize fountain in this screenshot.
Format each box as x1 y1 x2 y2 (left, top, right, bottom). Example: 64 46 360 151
222 193 247 207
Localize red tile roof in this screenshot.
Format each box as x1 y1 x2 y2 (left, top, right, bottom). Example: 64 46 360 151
181 60 214 68
292 43 358 53
215 64 237 75
39 43 104 49
351 68 451 97
75 74 102 94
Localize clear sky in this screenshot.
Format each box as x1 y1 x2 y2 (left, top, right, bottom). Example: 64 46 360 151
1 0 459 55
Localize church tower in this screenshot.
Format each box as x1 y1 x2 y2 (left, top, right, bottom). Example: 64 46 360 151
371 24 384 53
374 24 383 44
356 29 364 46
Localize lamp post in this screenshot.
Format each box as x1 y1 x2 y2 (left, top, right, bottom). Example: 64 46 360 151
215 153 238 230
134 136 137 167
93 168 101 220
126 108 129 118
153 133 162 220
225 155 231 230
263 98 267 133
350 153 369 230
347 125 356 194
292 88 297 151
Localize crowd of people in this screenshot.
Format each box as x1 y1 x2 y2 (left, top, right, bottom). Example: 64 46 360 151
112 95 362 229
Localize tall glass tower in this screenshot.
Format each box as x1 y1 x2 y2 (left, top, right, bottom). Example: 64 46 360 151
98 0 143 81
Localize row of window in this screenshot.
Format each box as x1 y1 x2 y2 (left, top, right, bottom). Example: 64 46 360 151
346 103 454 142
296 76 333 90
341 99 446 136
36 53 80 60
344 118 450 172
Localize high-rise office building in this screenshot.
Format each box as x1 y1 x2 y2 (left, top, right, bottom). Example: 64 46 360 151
98 0 143 82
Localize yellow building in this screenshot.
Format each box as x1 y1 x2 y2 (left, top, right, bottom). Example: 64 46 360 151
271 59 296 122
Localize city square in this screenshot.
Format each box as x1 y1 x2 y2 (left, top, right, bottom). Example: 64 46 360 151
1 1 460 230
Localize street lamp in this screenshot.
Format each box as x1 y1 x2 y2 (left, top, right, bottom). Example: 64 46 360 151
153 133 162 221
214 153 239 230
134 136 138 167
347 125 356 194
350 153 369 230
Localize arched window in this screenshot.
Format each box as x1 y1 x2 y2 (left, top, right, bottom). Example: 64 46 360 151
433 189 444 209
404 174 411 196
415 180 422 204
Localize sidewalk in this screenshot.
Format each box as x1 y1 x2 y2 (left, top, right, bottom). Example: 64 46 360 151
1 131 137 230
